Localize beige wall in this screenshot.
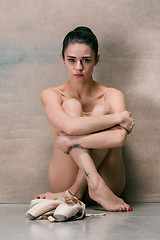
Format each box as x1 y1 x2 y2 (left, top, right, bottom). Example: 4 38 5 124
0 0 160 203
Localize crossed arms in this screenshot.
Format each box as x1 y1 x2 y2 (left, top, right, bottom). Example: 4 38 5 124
41 88 134 152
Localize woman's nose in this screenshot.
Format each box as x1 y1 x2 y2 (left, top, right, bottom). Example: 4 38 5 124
75 60 83 70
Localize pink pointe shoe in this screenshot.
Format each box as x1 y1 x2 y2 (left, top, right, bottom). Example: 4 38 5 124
26 191 86 222
53 196 86 222
26 198 64 220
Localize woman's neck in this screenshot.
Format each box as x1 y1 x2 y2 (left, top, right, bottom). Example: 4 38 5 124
67 78 96 98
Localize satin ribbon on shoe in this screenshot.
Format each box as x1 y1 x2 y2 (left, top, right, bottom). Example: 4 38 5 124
53 191 86 222
26 191 86 222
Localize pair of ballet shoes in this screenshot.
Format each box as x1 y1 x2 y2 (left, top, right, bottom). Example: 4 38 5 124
26 191 86 222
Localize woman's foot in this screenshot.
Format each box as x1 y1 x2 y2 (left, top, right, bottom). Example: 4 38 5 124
37 190 71 200
37 188 84 201
88 179 132 212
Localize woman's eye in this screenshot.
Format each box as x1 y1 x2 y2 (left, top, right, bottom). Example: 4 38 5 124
68 59 75 63
83 59 90 63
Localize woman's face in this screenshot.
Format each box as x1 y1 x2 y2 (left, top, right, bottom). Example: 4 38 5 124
62 43 99 82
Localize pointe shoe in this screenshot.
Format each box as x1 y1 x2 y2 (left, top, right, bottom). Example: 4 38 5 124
53 197 85 222
26 191 86 222
26 198 64 220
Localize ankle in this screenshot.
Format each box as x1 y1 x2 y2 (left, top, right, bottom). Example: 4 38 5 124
68 185 86 200
88 176 102 192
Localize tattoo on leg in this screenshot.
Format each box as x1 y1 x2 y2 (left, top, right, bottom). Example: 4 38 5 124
84 170 89 178
72 144 84 149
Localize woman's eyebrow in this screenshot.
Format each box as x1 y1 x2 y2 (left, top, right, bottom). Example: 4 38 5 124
67 56 92 58
67 56 76 58
82 56 92 59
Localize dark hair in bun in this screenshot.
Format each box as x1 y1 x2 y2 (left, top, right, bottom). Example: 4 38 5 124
62 26 98 60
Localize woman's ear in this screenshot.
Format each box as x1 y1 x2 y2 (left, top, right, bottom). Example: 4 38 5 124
94 54 100 66
61 54 65 64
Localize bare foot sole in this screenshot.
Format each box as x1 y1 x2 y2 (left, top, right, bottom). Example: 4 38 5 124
88 181 132 212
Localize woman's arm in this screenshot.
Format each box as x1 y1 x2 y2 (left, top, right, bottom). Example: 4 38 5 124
56 88 134 152
56 126 127 153
41 88 132 136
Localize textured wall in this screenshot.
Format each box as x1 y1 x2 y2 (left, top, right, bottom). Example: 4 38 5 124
0 0 160 203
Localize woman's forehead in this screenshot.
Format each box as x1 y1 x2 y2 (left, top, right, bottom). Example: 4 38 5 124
64 43 94 57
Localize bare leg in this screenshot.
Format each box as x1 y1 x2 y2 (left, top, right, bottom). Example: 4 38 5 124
39 99 87 200
98 147 126 197
70 147 131 212
38 101 110 200
69 146 131 212
89 104 126 197
39 100 132 211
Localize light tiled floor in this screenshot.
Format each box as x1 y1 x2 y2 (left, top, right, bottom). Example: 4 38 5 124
0 203 160 240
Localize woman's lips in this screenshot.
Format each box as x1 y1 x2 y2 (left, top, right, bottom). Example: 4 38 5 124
73 74 84 77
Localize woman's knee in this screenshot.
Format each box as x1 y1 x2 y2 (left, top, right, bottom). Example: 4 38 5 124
62 98 83 117
91 103 113 116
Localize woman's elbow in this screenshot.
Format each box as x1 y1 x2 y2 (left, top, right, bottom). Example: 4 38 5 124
64 127 74 135
63 122 77 135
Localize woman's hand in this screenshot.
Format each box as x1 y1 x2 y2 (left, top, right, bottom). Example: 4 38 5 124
119 111 135 133
56 131 72 153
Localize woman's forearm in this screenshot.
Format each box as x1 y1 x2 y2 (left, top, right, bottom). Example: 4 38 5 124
69 127 128 149
56 127 128 153
66 113 124 136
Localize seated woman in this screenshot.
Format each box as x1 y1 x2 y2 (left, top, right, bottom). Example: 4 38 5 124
37 26 135 212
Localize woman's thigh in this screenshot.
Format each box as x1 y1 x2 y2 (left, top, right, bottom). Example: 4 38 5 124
91 103 126 195
89 103 111 167
98 147 126 196
49 98 83 193
48 148 79 193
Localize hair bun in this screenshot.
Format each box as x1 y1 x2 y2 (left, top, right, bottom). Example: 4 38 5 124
73 26 93 34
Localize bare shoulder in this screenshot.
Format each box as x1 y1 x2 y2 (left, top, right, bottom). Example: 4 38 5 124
106 88 126 112
40 87 63 106
107 87 124 97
